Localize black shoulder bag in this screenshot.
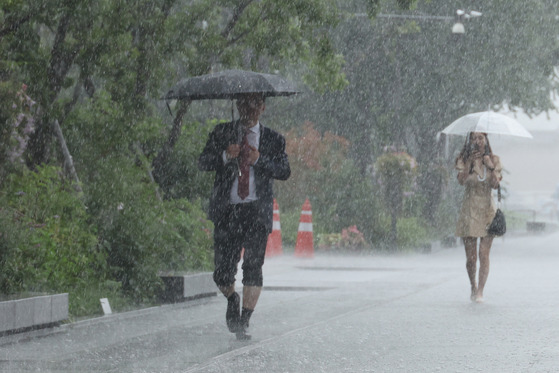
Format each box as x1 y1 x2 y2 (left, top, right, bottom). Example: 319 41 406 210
487 185 506 236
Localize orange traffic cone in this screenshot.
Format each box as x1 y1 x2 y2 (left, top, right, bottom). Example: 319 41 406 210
265 199 283 257
294 198 314 258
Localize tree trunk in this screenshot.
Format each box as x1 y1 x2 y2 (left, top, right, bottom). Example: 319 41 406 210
152 99 192 189
27 11 81 166
390 211 398 251
52 120 82 194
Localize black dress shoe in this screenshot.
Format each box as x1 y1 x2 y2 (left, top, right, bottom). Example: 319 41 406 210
226 292 240 333
235 326 251 340
235 308 253 340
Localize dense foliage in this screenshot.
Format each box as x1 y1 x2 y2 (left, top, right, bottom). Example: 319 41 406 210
0 166 104 315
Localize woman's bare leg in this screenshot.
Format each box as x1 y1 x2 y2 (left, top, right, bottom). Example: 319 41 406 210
476 236 494 301
463 237 478 301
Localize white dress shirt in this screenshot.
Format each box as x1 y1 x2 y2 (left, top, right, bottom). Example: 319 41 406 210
225 123 260 204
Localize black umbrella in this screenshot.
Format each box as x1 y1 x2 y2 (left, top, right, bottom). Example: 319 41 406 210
163 69 299 101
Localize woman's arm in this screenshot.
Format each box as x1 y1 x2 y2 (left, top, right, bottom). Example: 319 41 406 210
456 157 477 185
457 168 479 185
457 168 468 185
484 155 502 189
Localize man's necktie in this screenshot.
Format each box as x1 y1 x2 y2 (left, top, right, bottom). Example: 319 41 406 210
237 131 250 200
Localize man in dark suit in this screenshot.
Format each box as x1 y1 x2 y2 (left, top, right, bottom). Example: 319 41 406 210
198 93 290 340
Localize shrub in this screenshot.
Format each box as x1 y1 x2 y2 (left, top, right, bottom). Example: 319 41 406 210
317 225 367 251
317 233 342 251
396 217 429 250
0 165 106 316
86 164 213 301
340 225 367 249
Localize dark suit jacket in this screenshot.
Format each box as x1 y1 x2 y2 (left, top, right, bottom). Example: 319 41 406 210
198 120 290 233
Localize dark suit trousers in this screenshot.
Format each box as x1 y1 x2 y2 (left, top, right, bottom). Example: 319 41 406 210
213 201 268 288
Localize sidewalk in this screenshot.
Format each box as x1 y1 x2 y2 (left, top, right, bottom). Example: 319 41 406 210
0 250 438 372
2 232 559 372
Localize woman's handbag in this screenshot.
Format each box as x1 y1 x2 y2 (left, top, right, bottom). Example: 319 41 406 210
487 185 506 236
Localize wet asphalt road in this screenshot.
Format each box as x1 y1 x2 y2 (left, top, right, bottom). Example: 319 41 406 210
1 231 559 373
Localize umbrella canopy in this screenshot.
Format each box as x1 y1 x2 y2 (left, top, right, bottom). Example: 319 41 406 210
442 111 533 138
164 69 299 100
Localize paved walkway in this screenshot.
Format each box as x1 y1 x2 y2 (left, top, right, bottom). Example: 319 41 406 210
2 232 559 372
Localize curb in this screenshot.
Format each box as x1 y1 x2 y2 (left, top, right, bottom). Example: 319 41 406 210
1 273 218 345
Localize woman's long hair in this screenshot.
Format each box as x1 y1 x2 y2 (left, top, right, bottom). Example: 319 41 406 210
455 132 493 166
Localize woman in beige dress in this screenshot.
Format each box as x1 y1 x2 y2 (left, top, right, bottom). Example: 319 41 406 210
455 132 502 303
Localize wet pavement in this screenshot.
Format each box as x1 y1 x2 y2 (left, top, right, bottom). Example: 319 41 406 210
1 232 559 372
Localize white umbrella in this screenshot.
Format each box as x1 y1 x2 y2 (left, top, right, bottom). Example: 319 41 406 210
441 111 533 138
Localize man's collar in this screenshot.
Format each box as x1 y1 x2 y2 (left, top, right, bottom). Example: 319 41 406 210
245 122 260 134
